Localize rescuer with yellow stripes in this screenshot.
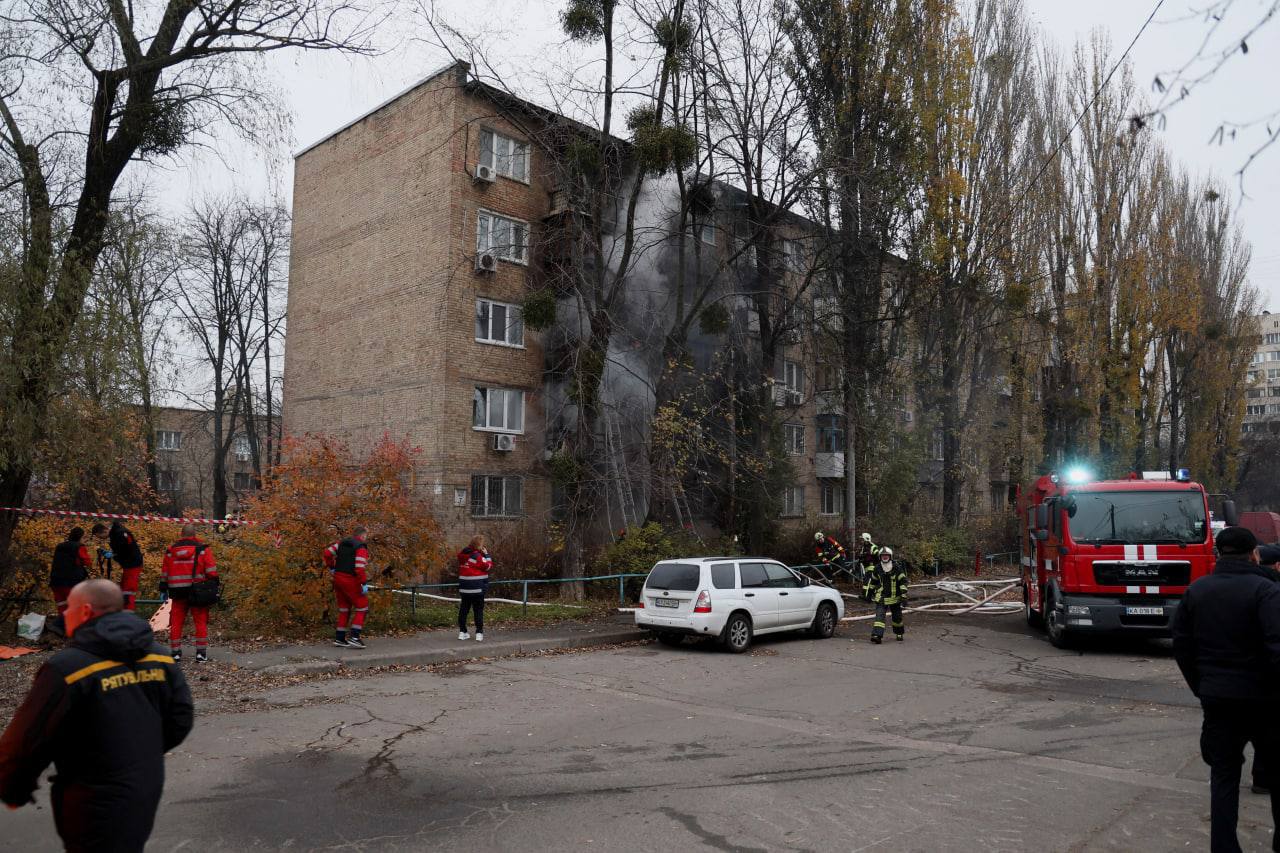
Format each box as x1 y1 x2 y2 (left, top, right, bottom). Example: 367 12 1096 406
0 578 193 852
865 547 909 644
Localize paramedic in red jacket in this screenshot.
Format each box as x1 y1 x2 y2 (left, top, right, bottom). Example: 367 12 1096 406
91 520 145 610
457 535 492 641
161 524 218 663
325 526 370 648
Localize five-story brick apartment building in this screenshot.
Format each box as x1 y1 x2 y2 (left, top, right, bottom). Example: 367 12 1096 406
285 61 1009 546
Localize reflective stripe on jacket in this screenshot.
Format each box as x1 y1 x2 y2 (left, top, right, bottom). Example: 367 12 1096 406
161 538 217 589
865 563 909 605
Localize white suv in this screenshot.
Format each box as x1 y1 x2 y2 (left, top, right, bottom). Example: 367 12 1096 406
634 557 845 653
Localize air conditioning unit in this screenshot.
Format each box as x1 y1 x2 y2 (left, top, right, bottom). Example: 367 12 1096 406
786 390 802 406
474 163 496 183
493 433 516 452
475 252 498 273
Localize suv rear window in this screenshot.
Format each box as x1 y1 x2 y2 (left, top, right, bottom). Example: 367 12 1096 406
646 562 701 591
710 563 737 589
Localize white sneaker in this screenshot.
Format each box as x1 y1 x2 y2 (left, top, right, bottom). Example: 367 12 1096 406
475 633 484 642
458 631 469 641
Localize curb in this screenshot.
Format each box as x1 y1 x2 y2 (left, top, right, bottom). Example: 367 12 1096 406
243 626 650 676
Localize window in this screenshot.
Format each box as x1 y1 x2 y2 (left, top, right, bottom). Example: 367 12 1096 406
475 299 525 347
1252 353 1264 365
1271 387 1280 397
473 386 525 433
1270 351 1280 362
781 485 804 517
1249 371 1261 382
1266 333 1280 345
1269 369 1280 381
479 128 530 181
739 562 769 588
697 219 716 246
764 563 800 588
232 434 251 462
157 470 181 493
476 210 529 263
1248 389 1265 398
816 414 845 452
1247 404 1267 415
783 360 804 394
820 480 844 516
710 563 737 589
784 423 805 455
470 475 523 517
931 429 945 461
816 364 842 392
1269 404 1280 415
233 472 254 490
156 430 182 452
781 238 804 272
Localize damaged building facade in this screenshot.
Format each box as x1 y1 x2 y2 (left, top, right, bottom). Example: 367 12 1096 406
284 61 1015 549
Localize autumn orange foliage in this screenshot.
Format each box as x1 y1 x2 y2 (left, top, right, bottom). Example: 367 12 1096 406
2 434 444 635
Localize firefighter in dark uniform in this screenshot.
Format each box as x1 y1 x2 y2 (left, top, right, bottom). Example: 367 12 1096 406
866 547 909 644
814 531 850 580
856 532 881 583
0 578 193 852
50 527 92 615
1172 526 1280 853
91 521 145 611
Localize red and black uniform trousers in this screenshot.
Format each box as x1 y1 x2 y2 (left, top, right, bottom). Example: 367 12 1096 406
109 522 146 612
161 538 218 654
327 537 370 638
49 540 91 615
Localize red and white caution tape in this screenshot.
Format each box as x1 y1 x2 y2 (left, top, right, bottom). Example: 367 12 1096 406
0 506 259 527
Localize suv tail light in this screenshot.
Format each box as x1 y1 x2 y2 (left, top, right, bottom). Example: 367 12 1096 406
634 600 644 608
693 590 712 613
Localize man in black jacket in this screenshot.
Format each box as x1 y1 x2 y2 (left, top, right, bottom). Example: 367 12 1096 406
0 579 193 852
91 521 145 611
1172 526 1280 853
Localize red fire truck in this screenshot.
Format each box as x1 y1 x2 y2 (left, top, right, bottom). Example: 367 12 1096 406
1019 468 1236 648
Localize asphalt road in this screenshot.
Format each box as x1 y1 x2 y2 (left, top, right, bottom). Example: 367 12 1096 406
5 613 1273 851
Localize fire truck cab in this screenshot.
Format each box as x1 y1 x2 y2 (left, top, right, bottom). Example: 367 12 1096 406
1019 469 1234 648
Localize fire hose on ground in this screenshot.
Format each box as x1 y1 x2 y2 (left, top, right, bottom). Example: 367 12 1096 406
838 577 1023 621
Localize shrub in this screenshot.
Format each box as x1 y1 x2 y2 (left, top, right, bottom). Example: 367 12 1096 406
228 433 445 632
595 522 701 576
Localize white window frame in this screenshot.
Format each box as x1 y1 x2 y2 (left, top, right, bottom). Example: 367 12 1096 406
1268 369 1280 381
1269 404 1280 415
475 298 525 348
781 238 804 272
232 433 252 462
472 386 525 434
156 430 182 452
820 481 844 516
476 210 529 264
1267 333 1280 345
697 219 716 246
783 360 804 395
471 475 523 518
1247 404 1267 415
1252 353 1264 365
783 423 805 456
781 485 804 518
1270 351 1280 362
479 128 530 183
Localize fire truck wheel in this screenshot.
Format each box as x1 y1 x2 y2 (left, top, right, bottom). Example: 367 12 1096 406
1045 589 1072 649
1023 585 1043 629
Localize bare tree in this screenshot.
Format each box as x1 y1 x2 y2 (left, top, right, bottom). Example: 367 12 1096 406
0 0 376 578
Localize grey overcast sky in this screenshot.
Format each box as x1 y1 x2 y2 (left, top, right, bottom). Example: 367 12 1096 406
154 0 1280 311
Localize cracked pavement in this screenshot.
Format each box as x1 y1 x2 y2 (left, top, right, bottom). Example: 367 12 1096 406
4 613 1271 851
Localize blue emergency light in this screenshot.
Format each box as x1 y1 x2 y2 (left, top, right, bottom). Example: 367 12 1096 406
1065 466 1092 484
1175 468 1191 482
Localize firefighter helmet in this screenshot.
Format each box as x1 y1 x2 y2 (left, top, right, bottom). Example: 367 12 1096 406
861 532 872 542
814 532 825 542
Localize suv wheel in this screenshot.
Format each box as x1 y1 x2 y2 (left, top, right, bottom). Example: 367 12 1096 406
722 613 752 653
811 602 838 639
657 632 684 647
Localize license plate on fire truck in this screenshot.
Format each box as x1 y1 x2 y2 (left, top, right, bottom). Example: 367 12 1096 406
1125 606 1163 616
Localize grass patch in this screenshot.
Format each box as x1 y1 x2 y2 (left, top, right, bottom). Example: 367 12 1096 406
369 597 617 632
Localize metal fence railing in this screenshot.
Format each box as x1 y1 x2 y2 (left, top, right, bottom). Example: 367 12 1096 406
377 573 652 616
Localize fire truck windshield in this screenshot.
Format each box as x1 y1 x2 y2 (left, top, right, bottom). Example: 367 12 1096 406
1068 490 1207 545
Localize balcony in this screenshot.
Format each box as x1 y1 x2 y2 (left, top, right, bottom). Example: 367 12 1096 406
815 451 845 478
772 384 803 407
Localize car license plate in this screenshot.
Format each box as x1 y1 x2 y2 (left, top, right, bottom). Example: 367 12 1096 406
1125 606 1163 616
654 598 680 609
